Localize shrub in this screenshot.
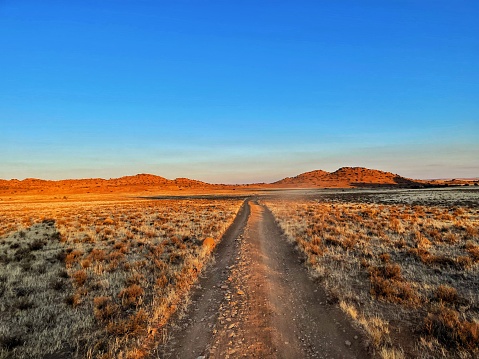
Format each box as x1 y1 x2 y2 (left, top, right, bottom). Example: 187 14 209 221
424 305 479 351
81 259 92 268
29 239 45 251
64 293 81 307
89 248 106 262
55 250 67 262
41 218 55 226
118 284 144 307
435 285 459 305
414 231 431 249
370 264 403 281
15 297 34 310
93 296 119 322
379 253 391 263
106 309 148 337
369 264 420 305
126 273 144 286
0 331 24 350
57 269 69 278
409 249 460 268
465 242 479 262
169 253 183 265
13 247 33 262
156 275 168 288
65 249 83 268
456 255 473 269
72 269 87 286
51 231 62 241
50 278 65 291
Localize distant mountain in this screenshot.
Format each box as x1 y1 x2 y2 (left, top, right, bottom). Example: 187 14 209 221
107 174 170 186
271 167 421 188
0 167 448 196
0 174 216 195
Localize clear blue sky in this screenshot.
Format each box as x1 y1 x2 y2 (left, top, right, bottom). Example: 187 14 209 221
1 0 478 183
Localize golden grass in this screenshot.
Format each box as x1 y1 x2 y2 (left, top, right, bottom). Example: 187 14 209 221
0 197 242 358
265 200 479 357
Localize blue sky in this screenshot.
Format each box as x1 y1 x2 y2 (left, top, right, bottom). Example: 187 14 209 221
1 0 478 183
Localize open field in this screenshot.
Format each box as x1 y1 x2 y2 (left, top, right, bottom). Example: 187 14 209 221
1 187 478 358
0 196 243 358
262 187 479 208
264 188 479 358
3 0 478 355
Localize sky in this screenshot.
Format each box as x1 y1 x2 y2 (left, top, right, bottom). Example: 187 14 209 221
1 0 478 183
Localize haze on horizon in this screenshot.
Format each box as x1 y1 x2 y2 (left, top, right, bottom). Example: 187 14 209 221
1 1 478 184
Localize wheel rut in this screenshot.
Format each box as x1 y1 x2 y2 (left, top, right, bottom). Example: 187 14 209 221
154 200 371 358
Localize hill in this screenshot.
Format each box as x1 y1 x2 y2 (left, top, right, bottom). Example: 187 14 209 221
0 167 444 196
272 170 330 187
271 167 421 188
0 174 217 195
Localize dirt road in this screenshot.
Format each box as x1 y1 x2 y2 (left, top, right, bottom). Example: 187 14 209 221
154 201 371 358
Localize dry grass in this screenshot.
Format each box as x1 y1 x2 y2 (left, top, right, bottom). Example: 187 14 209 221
0 197 242 358
265 199 479 358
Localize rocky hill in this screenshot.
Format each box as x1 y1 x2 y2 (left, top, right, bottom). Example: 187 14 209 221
0 167 433 195
271 167 421 188
272 170 330 187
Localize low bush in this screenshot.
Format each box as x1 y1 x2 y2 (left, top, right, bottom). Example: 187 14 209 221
424 305 479 351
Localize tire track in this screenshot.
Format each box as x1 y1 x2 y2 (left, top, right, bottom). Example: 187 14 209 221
154 200 372 358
